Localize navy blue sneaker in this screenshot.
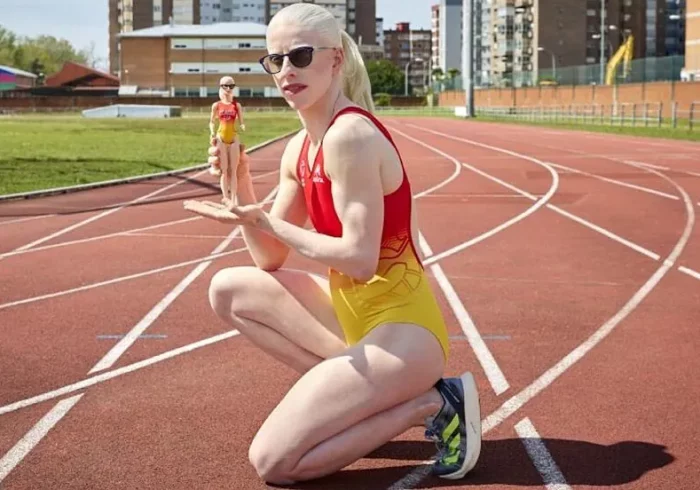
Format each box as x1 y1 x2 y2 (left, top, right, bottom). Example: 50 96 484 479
424 371 481 479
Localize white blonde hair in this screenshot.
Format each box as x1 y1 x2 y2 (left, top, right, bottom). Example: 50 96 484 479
269 3 375 113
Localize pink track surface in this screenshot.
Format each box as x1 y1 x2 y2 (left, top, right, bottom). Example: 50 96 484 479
1 118 698 489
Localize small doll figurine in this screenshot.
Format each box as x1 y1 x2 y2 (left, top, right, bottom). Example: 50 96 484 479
209 75 246 206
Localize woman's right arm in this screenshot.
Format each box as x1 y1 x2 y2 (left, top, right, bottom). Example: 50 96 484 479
235 133 308 270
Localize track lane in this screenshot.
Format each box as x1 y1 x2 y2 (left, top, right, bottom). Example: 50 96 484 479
2 117 698 489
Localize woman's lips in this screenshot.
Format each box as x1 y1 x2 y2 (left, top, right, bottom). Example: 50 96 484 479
282 83 308 95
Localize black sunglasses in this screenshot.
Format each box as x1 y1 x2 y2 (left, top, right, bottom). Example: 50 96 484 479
220 84 235 89
259 46 334 74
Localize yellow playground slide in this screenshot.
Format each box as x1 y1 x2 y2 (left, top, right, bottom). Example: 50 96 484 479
605 35 634 85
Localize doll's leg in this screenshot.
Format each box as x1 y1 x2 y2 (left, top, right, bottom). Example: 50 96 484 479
217 138 232 205
227 139 240 205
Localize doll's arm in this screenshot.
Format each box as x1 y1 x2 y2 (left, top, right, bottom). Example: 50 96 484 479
237 102 246 131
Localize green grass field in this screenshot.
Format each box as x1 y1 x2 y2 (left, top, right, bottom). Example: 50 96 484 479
0 112 301 196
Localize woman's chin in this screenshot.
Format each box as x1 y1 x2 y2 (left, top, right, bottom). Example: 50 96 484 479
283 93 315 112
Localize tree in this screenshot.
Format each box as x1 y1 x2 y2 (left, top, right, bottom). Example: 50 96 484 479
0 25 88 76
366 59 405 95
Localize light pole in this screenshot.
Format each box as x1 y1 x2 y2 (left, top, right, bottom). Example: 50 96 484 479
405 58 424 96
404 61 410 96
599 0 605 84
462 0 474 117
537 46 556 83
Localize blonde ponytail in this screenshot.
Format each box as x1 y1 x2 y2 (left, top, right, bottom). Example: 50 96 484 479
340 30 375 113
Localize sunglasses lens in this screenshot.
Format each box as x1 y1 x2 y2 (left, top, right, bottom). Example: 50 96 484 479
263 55 284 74
289 47 314 68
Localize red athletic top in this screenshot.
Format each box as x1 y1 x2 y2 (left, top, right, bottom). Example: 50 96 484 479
216 101 238 122
296 106 421 266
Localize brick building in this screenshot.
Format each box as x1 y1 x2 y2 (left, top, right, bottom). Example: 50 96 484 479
383 22 432 94
118 22 276 97
110 0 376 75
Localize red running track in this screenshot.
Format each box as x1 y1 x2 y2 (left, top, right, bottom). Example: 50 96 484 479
1 119 699 489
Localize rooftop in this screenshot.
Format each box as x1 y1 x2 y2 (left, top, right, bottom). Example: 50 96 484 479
0 64 38 78
118 22 268 38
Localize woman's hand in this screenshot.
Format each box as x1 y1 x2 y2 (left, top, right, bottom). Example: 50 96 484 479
208 140 250 180
182 200 268 228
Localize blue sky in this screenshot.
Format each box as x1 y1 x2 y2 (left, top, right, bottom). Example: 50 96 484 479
1 0 432 72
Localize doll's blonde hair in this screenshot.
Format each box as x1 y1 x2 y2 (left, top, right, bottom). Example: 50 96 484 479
219 76 235 103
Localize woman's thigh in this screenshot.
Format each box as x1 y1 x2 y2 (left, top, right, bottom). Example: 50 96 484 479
249 322 445 469
209 266 347 358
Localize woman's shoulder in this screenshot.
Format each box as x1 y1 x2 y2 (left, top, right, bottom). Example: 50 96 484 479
325 110 380 152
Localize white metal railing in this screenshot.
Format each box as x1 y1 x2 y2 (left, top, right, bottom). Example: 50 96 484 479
474 102 700 131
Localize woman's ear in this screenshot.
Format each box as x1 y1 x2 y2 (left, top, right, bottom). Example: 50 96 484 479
333 48 344 74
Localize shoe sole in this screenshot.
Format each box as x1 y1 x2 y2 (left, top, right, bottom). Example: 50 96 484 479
440 372 482 479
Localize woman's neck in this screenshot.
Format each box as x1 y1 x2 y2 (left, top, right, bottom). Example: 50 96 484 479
298 86 348 145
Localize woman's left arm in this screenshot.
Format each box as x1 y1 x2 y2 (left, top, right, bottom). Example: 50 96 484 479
259 119 383 281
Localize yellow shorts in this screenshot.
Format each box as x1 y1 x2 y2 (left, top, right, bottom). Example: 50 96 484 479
329 236 450 360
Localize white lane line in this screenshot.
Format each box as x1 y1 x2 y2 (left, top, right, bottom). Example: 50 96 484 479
0 215 55 227
623 160 700 178
481 161 695 434
7 169 209 254
547 162 679 200
0 247 248 311
515 418 572 490
124 232 233 240
0 217 200 259
627 161 670 171
0 394 83 483
0 331 240 416
0 169 278 260
548 205 660 260
424 162 558 267
408 125 662 262
678 266 700 281
386 123 694 490
390 126 512 396
88 184 279 374
418 234 509 395
0 138 291 483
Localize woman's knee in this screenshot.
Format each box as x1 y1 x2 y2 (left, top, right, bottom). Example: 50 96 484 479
248 436 297 485
208 266 264 320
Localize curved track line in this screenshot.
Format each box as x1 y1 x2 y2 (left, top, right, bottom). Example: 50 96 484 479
0 170 279 260
390 125 559 395
0 331 241 416
546 162 679 200
478 155 696 433
0 247 248 311
386 123 694 490
0 217 201 259
89 184 279 374
0 215 55 227
408 125 662 261
4 169 209 256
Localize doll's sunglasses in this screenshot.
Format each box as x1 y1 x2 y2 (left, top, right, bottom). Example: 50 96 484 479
259 46 334 75
220 83 235 89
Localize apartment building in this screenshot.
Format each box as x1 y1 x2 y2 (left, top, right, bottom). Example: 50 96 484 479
110 0 374 76
376 17 384 45
435 0 687 87
682 0 699 79
200 0 266 24
267 0 377 46
383 22 431 93
117 22 276 97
